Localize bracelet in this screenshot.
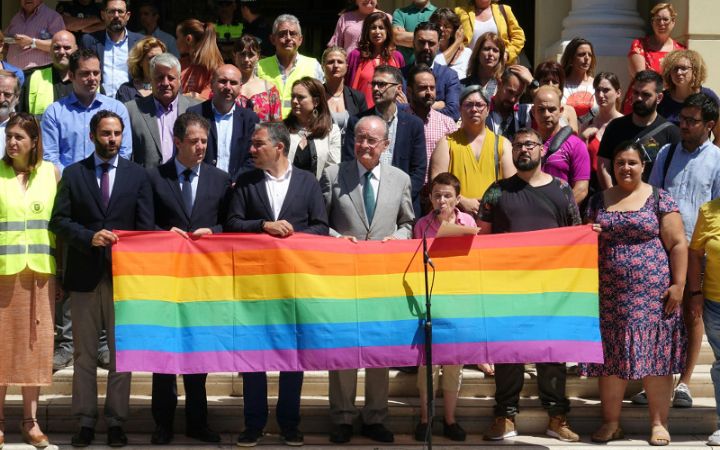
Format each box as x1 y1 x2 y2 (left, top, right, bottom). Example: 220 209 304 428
30 38 36 49
690 290 703 297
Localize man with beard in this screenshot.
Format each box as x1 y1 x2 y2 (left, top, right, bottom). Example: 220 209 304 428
648 92 720 410
486 66 534 141
477 127 581 443
80 0 144 98
532 85 590 205
49 110 154 447
392 0 437 65
400 21 460 120
21 30 77 117
343 65 426 217
188 64 259 180
0 71 21 158
597 70 680 189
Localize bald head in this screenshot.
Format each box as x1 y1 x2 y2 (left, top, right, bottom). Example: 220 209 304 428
51 30 78 70
211 64 243 112
354 116 389 170
533 85 562 106
532 85 564 137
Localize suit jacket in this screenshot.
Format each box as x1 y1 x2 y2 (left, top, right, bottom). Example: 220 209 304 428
288 124 341 180
224 167 329 236
187 100 260 180
342 85 368 117
126 95 198 169
402 63 461 121
80 29 144 71
148 159 232 234
49 155 155 292
342 107 427 216
320 161 414 240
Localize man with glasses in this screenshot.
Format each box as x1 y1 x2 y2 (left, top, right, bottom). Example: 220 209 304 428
257 14 323 118
597 70 680 189
321 115 414 445
80 0 143 98
343 65 426 217
477 127 581 443
649 92 720 409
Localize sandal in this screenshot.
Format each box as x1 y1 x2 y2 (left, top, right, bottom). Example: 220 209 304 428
591 422 624 443
649 424 670 446
20 418 49 448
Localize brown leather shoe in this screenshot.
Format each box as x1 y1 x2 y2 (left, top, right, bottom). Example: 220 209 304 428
20 418 49 448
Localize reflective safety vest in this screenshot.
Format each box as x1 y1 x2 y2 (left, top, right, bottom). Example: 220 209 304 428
257 54 320 119
0 161 56 275
215 22 244 42
27 66 55 116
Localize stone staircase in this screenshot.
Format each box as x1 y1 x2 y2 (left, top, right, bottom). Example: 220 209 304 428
4 338 718 441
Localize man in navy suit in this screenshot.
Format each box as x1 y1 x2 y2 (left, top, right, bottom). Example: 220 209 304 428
225 122 328 447
343 65 426 217
400 21 460 121
146 112 230 445
49 110 154 448
187 64 259 181
80 0 143 97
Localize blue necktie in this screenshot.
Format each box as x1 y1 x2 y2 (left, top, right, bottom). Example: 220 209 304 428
181 168 193 215
363 171 375 224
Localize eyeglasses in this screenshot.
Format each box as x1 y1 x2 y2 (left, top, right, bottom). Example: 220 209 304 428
512 141 541 150
652 17 674 24
673 65 692 73
0 91 16 100
355 135 385 148
461 101 488 111
276 30 300 38
678 114 704 126
369 81 399 89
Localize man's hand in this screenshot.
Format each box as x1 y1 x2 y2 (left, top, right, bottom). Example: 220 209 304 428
262 220 294 237
191 228 213 238
13 34 33 49
170 227 189 239
339 235 358 243
92 229 118 247
381 236 397 243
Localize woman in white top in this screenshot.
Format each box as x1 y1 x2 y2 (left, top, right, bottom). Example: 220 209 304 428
284 77 341 180
429 8 472 80
561 37 598 125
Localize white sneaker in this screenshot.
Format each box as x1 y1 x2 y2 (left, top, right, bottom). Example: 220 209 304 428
707 429 720 446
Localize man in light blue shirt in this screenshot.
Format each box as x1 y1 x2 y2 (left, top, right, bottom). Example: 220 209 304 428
649 92 720 409
42 48 132 171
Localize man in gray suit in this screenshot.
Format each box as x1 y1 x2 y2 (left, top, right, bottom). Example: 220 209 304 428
126 52 198 168
320 115 414 444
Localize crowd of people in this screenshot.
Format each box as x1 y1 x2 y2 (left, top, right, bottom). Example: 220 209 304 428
1 0 720 448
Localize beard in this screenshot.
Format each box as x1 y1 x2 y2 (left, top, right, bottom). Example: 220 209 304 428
415 50 434 66
514 156 541 171
632 100 655 117
0 101 13 117
95 140 119 160
108 19 125 33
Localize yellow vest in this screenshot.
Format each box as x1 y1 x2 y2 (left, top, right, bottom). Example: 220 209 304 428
27 66 56 116
215 22 244 41
0 161 56 275
257 54 320 119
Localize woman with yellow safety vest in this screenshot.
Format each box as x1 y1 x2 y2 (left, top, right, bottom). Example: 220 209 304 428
0 113 60 449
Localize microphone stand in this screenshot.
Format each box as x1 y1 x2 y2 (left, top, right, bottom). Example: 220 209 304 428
420 210 439 449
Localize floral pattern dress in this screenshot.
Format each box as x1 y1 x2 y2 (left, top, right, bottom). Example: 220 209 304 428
580 188 687 380
237 82 282 122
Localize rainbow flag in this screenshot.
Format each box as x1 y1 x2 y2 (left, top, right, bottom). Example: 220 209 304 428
112 226 602 374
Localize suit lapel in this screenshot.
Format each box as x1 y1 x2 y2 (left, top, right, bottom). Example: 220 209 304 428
255 171 274 220
139 96 163 158
227 113 242 176
276 170 297 220
341 162 369 230
80 157 105 213
373 164 393 233
161 159 189 220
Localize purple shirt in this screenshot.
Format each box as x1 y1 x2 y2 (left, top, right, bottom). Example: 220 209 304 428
6 4 65 69
155 96 180 164
413 208 476 238
542 132 590 185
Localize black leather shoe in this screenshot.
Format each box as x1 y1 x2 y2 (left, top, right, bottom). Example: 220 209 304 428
186 425 221 443
107 426 128 447
443 421 467 441
71 427 95 447
150 425 173 445
414 422 429 442
360 423 394 443
280 427 304 446
329 424 353 444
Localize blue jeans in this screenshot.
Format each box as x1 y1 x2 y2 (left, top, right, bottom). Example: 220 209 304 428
703 299 720 421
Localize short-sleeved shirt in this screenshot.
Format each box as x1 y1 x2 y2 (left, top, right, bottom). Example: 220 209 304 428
392 2 437 64
480 175 581 233
597 114 681 181
542 132 591 185
690 198 720 302
658 87 720 126
6 4 65 69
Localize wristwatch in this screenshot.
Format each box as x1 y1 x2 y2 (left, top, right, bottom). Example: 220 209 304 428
30 38 36 49
528 79 540 90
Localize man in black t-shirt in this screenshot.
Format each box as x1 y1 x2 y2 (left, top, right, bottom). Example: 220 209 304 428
597 70 680 188
477 128 581 443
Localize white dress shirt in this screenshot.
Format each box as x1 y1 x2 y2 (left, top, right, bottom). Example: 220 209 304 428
356 160 381 204
264 163 293 220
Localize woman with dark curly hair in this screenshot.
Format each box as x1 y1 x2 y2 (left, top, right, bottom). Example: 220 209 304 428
346 11 404 108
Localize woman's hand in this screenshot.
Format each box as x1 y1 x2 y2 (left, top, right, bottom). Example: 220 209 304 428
591 223 602 233
663 283 684 315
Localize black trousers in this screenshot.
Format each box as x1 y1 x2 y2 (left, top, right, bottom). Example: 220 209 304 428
493 363 570 417
151 373 209 429
243 371 303 432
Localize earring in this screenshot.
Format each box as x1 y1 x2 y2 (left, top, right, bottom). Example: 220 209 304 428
312 108 319 118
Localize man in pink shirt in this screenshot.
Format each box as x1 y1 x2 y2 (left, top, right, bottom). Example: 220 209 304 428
6 0 65 70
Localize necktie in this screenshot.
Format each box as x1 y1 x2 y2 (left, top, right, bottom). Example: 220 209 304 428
181 168 194 215
363 171 376 224
100 163 110 208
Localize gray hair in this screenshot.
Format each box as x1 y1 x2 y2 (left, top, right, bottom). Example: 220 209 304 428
355 116 389 140
150 52 181 78
272 14 302 36
0 70 20 97
255 122 290 156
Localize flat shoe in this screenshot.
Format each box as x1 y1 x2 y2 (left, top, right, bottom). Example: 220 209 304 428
649 425 670 446
20 420 49 448
591 424 624 443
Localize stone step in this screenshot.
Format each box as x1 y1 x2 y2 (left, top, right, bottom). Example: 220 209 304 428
13 364 716 399
2 394 717 437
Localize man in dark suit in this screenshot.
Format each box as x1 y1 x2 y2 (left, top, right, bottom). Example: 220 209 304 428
49 110 154 448
126 53 198 169
80 0 143 98
225 122 328 447
146 112 230 445
342 65 426 217
187 64 259 181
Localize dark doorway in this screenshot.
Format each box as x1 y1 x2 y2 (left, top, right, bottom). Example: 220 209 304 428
504 0 536 68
